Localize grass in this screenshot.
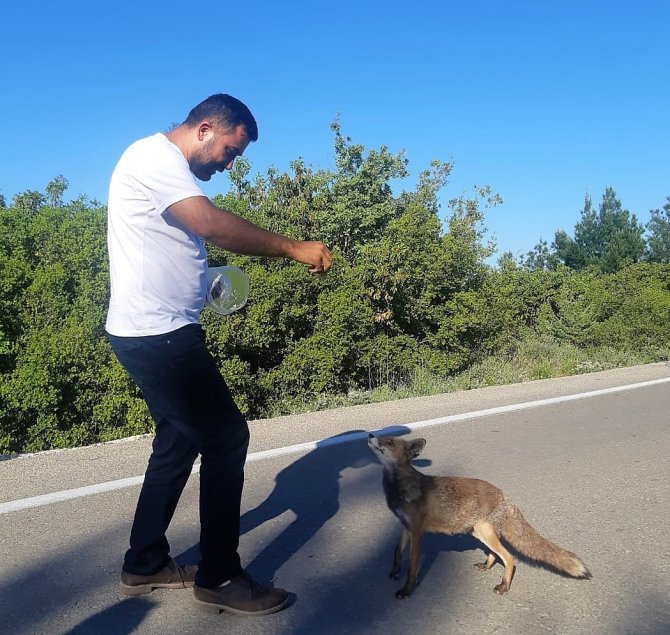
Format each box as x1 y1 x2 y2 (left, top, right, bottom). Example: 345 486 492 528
263 334 670 417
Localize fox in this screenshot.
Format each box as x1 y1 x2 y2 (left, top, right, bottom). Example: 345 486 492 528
367 433 591 598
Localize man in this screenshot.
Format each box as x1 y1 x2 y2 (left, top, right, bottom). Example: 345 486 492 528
106 93 331 616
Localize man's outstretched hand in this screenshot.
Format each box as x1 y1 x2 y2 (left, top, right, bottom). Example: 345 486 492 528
290 241 332 274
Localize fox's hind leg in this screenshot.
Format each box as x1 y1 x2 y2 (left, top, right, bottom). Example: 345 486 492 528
390 527 410 579
474 552 497 571
472 521 515 595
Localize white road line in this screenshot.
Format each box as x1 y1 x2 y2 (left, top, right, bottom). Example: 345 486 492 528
2 376 669 515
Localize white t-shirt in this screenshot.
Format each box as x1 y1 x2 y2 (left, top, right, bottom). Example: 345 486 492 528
106 133 208 336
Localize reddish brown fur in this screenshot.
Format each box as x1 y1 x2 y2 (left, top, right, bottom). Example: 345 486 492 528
368 434 591 597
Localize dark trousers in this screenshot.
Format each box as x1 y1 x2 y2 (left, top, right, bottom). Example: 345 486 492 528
108 323 249 588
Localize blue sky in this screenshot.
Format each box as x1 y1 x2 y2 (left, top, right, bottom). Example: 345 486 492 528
1 0 668 260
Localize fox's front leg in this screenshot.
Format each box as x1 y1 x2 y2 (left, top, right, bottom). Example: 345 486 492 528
396 528 422 599
390 527 410 579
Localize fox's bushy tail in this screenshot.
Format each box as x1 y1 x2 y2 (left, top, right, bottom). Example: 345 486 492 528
501 504 591 578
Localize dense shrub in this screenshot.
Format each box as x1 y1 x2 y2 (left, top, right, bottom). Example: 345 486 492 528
1 138 669 453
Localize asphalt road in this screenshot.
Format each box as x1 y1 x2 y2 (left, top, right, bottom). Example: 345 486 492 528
1 363 669 635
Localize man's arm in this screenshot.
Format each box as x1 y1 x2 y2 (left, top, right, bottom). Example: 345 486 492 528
167 196 331 273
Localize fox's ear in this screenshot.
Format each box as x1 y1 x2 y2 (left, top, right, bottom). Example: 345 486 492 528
409 438 426 457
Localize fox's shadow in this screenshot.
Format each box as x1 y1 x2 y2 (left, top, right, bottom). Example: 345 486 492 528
410 532 484 590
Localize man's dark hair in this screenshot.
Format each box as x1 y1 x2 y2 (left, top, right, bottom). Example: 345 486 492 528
184 94 258 141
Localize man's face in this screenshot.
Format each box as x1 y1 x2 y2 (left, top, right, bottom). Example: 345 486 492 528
190 123 250 181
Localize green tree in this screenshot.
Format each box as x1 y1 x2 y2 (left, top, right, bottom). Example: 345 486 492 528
321 119 409 259
497 251 517 272
646 197 670 263
554 188 646 272
207 127 501 403
521 238 560 271
12 190 45 214
0 196 153 453
45 175 69 207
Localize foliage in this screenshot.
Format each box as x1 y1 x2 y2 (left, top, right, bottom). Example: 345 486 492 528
553 188 645 272
520 239 560 271
646 197 670 263
1 132 669 453
0 194 153 453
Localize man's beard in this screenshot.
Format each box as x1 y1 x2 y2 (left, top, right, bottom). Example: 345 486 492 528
189 140 220 181
190 161 214 181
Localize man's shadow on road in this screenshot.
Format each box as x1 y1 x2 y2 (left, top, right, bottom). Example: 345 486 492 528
177 425 412 581
241 427 414 581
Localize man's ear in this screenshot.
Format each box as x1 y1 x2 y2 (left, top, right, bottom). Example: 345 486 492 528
197 121 214 141
409 438 426 458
